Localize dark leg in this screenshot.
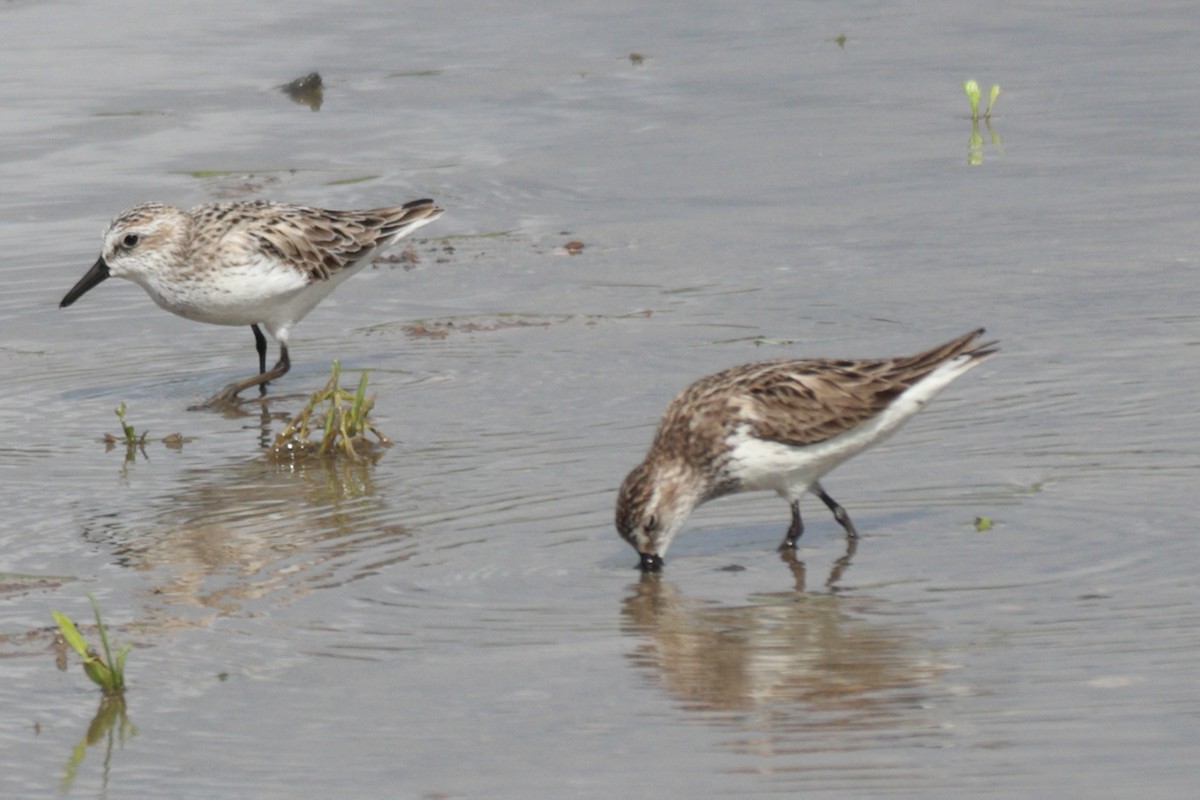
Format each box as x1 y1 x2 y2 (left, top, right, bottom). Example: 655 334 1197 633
814 481 859 539
273 344 290 378
777 500 804 551
252 325 269 396
252 324 268 375
193 340 292 409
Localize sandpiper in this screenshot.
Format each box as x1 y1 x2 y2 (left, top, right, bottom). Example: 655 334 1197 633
615 329 997 571
60 198 443 407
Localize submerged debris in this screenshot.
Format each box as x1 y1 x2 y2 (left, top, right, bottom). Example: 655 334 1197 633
268 361 390 462
280 72 323 111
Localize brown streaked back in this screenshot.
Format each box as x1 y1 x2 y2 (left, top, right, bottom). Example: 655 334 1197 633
652 329 997 459
190 199 443 283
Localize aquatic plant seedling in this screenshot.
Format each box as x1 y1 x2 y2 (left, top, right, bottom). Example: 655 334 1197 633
52 594 130 696
962 80 1001 121
268 360 390 462
112 402 146 446
963 80 980 119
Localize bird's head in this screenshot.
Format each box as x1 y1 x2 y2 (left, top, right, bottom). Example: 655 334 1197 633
61 203 189 307
615 456 704 571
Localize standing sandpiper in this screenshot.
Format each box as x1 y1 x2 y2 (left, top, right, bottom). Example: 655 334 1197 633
60 198 443 407
615 329 997 571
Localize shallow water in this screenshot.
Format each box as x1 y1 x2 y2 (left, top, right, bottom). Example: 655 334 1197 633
2 0 1199 796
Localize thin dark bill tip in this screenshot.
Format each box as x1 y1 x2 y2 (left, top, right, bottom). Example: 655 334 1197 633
638 552 664 572
60 257 110 308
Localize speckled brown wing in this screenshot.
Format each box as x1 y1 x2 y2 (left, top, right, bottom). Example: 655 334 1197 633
194 199 441 283
691 328 993 448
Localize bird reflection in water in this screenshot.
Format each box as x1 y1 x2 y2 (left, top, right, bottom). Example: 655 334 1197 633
777 534 857 593
620 549 944 756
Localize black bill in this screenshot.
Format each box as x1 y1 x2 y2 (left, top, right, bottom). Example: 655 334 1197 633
638 552 664 572
60 257 110 308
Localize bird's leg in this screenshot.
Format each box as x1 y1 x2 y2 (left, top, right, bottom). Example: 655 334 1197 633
272 343 290 377
253 324 268 376
252 324 268 396
814 482 859 539
192 337 292 410
778 500 804 551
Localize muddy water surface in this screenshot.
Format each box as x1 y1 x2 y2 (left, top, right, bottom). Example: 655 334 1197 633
2 0 1198 797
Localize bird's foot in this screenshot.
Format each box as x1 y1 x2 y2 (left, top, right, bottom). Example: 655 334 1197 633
190 381 251 410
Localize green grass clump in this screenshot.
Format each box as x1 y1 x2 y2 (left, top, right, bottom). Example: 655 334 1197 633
52 594 130 696
268 361 390 462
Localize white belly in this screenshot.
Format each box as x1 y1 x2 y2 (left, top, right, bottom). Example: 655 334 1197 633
724 352 979 499
135 254 366 339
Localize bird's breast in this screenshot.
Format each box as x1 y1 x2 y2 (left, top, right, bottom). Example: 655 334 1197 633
134 256 311 327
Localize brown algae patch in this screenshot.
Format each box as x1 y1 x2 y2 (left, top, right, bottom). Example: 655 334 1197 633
0 572 71 599
398 309 651 339
374 237 450 270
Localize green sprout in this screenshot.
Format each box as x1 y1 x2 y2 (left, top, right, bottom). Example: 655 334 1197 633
963 79 1000 121
963 80 1003 164
52 594 130 696
985 83 1001 118
113 403 146 446
268 361 390 462
974 516 993 532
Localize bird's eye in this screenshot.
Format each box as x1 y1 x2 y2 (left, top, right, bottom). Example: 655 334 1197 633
122 233 140 248
645 515 658 532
